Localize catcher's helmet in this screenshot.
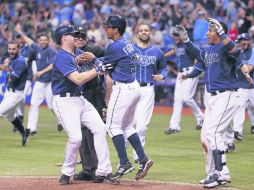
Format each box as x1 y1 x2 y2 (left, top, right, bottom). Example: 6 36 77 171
103 15 127 35
54 25 77 44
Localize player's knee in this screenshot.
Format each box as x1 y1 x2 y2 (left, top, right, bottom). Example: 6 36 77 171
69 135 82 144
137 128 147 137
182 97 193 104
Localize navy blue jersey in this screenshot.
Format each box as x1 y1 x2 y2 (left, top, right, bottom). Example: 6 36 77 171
189 41 242 92
174 42 195 70
52 49 84 95
20 44 35 81
31 43 57 83
133 43 167 83
103 37 136 83
7 55 28 91
236 47 254 89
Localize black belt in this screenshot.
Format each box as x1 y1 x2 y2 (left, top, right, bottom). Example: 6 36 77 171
113 81 130 85
59 92 82 97
139 82 154 87
179 68 190 72
210 89 238 96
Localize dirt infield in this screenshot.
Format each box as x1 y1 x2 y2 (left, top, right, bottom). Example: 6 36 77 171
0 178 206 190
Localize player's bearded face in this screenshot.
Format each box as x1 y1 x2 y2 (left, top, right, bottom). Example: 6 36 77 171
240 40 250 50
39 36 49 48
138 26 150 43
8 44 19 59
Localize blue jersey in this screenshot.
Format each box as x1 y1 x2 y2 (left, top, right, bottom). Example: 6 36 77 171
174 42 195 70
31 43 57 83
133 43 167 83
188 41 242 92
52 49 84 95
103 37 136 83
236 47 254 89
7 55 28 91
20 44 35 81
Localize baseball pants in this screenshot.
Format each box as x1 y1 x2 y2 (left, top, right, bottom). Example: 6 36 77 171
53 95 112 177
169 71 203 130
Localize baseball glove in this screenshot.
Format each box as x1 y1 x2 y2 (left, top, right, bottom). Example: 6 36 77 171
175 25 190 43
207 18 225 36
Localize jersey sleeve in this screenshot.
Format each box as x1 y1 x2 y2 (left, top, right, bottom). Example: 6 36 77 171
103 43 126 64
55 54 77 77
31 43 39 52
194 61 206 72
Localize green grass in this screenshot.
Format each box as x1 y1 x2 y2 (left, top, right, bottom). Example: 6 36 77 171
0 107 254 190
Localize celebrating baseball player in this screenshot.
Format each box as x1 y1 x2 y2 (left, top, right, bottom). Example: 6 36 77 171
72 26 106 181
177 18 252 188
14 24 62 135
14 34 35 126
232 33 254 141
52 25 117 185
164 28 204 135
82 16 153 181
0 41 29 146
131 24 167 162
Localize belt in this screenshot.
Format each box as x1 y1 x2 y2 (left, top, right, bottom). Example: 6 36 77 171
210 89 238 96
7 86 18 92
179 66 193 72
59 92 82 97
113 81 130 85
139 82 154 87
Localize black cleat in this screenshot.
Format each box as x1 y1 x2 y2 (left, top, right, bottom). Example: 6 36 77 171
164 128 181 135
93 173 119 185
21 129 29 146
57 124 63 132
135 157 153 180
59 174 70 185
73 170 93 181
234 131 243 141
226 143 235 153
30 131 37 136
251 126 254 134
196 119 203 130
111 161 134 179
203 173 230 188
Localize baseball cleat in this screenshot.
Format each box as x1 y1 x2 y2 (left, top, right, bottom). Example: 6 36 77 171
251 126 254 134
135 157 153 180
164 128 181 135
57 124 63 132
73 170 93 181
21 129 29 146
196 119 203 130
93 173 120 185
111 161 134 179
59 174 70 185
234 131 243 141
203 173 230 188
225 143 235 153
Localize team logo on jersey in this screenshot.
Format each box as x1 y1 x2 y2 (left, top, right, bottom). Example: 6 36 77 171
37 53 41 59
175 48 185 56
136 54 156 66
205 52 219 66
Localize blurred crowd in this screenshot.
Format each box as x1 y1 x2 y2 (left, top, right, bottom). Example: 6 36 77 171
1 0 254 55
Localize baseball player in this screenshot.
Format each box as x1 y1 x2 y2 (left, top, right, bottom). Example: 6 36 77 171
14 34 35 125
14 25 62 135
72 27 106 181
82 15 153 181
0 41 29 146
131 24 167 162
178 19 252 188
164 28 204 135
52 25 117 185
232 33 254 141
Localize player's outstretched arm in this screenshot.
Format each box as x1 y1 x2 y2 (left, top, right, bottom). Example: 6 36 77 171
240 64 253 84
14 24 34 46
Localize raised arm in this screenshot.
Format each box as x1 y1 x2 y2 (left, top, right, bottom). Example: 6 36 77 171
14 24 34 46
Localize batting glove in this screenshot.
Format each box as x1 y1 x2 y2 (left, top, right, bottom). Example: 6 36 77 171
207 18 225 36
175 25 190 43
95 63 114 73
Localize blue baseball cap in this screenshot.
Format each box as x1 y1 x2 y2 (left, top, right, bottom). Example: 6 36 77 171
237 33 251 41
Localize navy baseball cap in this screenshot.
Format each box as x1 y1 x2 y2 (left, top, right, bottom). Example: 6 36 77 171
103 15 127 35
237 33 251 41
55 25 78 44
